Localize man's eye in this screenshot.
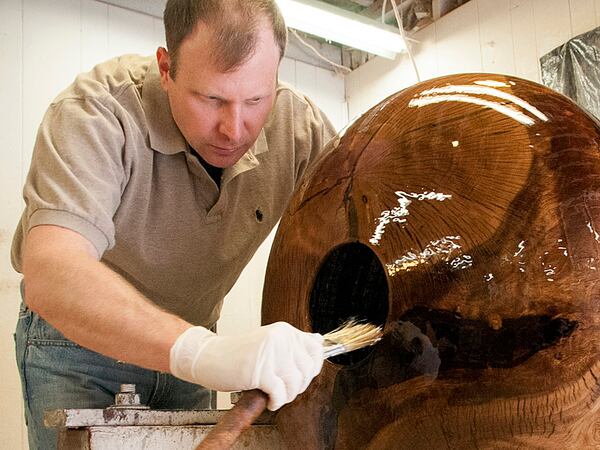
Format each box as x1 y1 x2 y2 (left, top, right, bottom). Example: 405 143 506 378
247 98 262 105
205 96 224 107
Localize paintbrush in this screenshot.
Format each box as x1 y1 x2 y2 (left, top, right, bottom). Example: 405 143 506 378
196 320 384 450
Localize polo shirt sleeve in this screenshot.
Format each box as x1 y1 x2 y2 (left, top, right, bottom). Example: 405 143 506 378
22 96 126 257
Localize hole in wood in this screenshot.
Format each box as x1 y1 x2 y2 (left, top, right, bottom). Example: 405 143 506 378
309 242 389 365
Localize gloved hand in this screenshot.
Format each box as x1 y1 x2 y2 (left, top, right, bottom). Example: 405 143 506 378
170 322 324 410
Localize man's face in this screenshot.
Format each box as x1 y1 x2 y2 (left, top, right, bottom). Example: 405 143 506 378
157 22 280 168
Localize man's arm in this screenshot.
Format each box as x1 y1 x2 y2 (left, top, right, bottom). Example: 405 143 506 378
22 224 192 372
22 224 324 410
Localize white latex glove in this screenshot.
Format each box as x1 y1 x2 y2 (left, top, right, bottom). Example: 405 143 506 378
170 322 324 410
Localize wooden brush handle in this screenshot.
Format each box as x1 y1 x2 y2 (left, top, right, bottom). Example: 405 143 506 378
195 389 268 450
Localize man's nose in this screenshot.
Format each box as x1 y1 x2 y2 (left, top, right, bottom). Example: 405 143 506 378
218 104 243 143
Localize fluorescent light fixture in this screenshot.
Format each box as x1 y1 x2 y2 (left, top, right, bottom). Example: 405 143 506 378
276 0 406 59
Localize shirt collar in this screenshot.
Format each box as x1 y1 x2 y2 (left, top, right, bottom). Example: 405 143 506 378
222 130 268 185
141 60 188 155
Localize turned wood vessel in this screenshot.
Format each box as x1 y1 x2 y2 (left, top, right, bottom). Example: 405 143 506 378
262 73 600 449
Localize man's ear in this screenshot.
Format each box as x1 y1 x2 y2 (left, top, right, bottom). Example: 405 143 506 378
156 47 171 89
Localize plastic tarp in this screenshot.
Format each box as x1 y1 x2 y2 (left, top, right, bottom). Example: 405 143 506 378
540 26 600 120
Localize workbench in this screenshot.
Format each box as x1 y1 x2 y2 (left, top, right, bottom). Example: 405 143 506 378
44 385 285 449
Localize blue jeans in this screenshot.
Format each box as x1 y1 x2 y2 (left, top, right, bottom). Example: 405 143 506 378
14 297 212 450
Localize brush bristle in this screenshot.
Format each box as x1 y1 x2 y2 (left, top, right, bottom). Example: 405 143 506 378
322 319 383 358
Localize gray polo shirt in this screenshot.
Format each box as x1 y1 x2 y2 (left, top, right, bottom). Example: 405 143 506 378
11 54 336 327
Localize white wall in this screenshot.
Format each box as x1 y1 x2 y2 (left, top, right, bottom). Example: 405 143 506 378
0 1 346 448
346 0 600 119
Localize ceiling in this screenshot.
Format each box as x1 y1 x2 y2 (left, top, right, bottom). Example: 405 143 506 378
294 0 472 69
317 0 471 31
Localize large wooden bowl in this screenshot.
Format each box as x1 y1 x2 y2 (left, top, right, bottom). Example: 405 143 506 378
262 74 600 449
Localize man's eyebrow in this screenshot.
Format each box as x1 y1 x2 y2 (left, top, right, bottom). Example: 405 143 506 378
191 90 272 101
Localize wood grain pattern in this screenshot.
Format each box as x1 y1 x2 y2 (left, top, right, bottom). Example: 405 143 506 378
262 73 600 449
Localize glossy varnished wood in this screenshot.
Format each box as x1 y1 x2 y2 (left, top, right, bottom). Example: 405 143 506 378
262 74 600 449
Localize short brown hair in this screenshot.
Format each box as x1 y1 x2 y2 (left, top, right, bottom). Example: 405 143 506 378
164 0 287 77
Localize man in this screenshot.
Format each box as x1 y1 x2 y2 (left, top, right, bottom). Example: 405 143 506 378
11 0 337 448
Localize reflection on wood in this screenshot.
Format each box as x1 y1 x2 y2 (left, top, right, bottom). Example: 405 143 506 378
262 74 600 449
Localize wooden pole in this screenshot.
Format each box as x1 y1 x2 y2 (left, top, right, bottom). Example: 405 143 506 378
195 390 268 450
